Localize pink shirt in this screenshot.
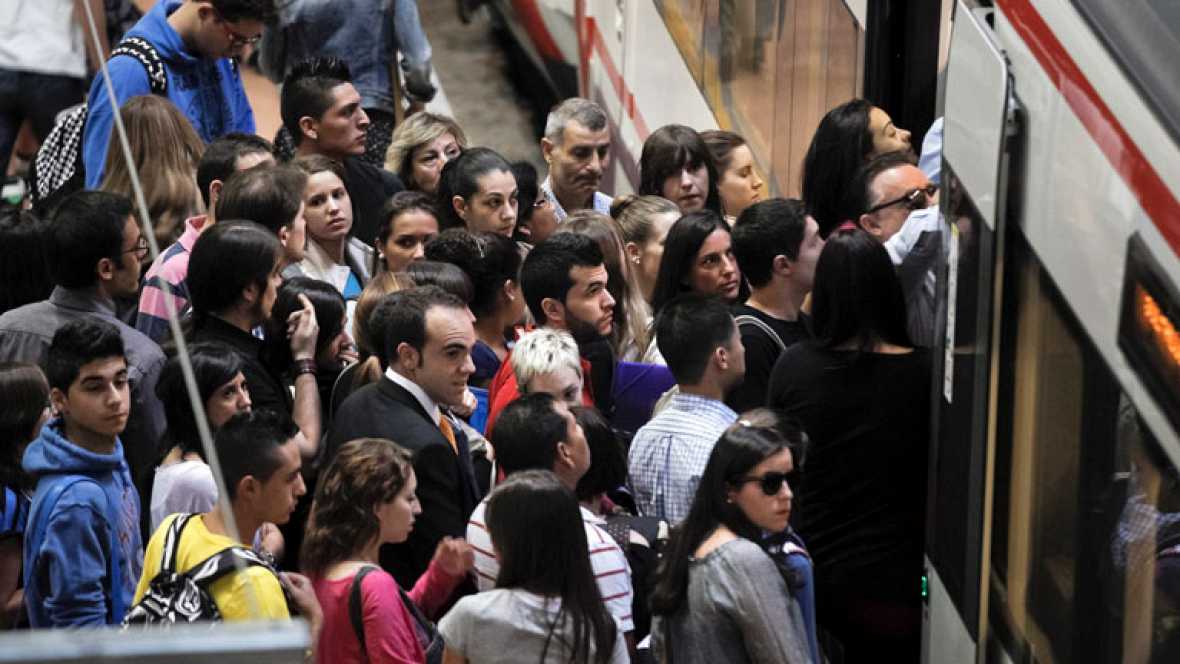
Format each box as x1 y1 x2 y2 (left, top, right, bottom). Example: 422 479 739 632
314 560 461 664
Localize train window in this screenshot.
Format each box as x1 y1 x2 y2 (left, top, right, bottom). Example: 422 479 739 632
1073 0 1180 142
990 232 1180 662
654 0 708 85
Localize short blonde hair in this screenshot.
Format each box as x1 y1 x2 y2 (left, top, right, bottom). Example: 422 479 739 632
384 112 468 189
511 328 582 393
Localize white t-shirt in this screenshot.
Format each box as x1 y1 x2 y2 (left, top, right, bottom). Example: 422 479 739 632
0 1 88 78
439 588 629 664
150 460 218 533
467 500 635 632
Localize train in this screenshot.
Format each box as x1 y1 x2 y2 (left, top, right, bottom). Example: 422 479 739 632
493 0 1180 661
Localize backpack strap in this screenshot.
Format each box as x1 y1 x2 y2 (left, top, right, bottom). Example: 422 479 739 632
350 565 380 658
159 514 195 575
109 36 168 95
186 545 272 589
734 314 786 354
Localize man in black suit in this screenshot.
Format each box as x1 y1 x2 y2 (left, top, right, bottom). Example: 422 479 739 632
327 286 481 588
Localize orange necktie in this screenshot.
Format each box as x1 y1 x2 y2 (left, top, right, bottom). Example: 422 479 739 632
438 412 458 455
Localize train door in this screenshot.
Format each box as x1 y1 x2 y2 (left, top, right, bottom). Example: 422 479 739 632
924 2 1016 661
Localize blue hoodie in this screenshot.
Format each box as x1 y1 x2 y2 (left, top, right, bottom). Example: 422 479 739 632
22 419 144 627
81 0 255 188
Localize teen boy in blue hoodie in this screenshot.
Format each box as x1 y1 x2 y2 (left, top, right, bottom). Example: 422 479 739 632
82 0 275 188
22 318 144 627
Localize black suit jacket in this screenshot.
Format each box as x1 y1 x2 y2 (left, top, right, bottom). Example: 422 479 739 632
328 377 481 588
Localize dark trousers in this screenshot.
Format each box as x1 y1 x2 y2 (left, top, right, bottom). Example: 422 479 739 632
0 69 86 168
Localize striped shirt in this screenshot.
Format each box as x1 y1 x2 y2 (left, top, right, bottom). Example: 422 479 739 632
466 499 634 632
627 392 738 524
135 216 207 342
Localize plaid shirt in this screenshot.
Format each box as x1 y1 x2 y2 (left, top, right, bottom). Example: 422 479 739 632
540 176 612 223
627 393 737 523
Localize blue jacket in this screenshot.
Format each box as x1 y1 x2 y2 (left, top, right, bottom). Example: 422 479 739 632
22 419 143 627
82 0 255 188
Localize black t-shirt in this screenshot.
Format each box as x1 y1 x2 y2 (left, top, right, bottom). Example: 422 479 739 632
766 343 931 597
342 157 404 247
726 304 811 413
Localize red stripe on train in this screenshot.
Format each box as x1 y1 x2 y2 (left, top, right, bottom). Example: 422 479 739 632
513 0 564 62
576 2 652 141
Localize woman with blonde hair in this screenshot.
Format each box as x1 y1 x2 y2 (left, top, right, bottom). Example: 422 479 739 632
100 95 204 246
611 194 681 305
385 112 468 195
304 438 473 663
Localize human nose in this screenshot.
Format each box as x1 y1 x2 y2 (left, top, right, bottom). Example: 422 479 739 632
412 241 426 260
721 254 737 276
680 169 695 189
588 151 603 175
295 474 307 497
357 107 370 128
504 199 518 223
900 127 912 145
602 288 616 311
752 172 764 190
462 352 475 376
238 388 252 411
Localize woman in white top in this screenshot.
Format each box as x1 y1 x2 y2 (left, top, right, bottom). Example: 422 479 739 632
439 470 627 664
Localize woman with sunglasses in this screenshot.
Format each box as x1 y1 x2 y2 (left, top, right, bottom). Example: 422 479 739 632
649 410 813 664
766 229 931 661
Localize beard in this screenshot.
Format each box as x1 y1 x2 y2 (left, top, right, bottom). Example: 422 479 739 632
564 311 607 345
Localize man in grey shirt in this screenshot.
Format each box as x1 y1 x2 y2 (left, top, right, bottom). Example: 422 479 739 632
0 191 165 485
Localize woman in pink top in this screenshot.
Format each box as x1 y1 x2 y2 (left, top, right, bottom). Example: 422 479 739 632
302 438 474 663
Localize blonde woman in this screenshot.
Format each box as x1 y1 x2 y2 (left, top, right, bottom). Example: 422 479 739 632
384 112 468 195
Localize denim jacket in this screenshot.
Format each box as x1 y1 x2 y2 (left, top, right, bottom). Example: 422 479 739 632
260 0 433 112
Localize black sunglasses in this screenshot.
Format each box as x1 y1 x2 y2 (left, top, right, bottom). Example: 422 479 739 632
866 183 938 214
736 471 792 496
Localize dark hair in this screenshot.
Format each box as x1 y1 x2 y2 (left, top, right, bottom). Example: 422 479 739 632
811 229 911 351
650 410 801 616
842 150 919 222
511 160 540 229
801 99 874 237
156 344 246 459
197 133 274 208
486 470 618 664
374 286 466 365
649 210 738 315
638 124 722 214
0 208 52 315
301 438 413 575
424 228 520 318
559 211 639 355
46 190 132 289
291 153 346 181
375 190 439 267
281 56 353 147
572 406 625 502
655 294 737 385
700 129 746 174
732 198 809 288
263 278 346 375
188 220 282 318
491 393 568 476
215 409 300 501
520 233 605 324
0 362 48 492
435 147 514 230
215 164 307 236
403 260 474 304
45 318 125 392
209 0 277 23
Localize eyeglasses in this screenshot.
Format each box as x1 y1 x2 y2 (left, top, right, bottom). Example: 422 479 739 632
214 12 262 47
736 471 792 496
123 236 149 260
866 183 938 215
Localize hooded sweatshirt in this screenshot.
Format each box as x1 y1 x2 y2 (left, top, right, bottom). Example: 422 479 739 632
22 418 144 627
81 0 255 188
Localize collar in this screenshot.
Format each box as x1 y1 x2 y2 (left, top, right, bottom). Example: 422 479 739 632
579 504 607 526
198 314 263 354
385 366 441 426
177 215 209 253
48 286 117 318
669 391 738 420
540 176 569 222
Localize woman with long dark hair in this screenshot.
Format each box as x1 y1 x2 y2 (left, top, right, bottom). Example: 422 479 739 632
638 125 722 215
436 147 519 237
701 130 765 224
800 99 913 237
304 438 473 663
440 470 626 664
0 362 50 629
766 229 930 661
648 411 812 663
650 211 745 317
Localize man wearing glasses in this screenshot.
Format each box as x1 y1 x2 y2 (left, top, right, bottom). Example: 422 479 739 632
846 150 945 346
82 0 275 188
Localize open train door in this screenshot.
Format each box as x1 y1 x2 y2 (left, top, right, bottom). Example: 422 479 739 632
923 2 1018 662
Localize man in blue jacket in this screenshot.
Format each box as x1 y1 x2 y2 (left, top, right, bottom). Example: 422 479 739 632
82 0 274 188
22 318 144 627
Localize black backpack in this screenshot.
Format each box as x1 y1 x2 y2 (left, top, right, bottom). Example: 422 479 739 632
122 513 276 626
30 36 167 213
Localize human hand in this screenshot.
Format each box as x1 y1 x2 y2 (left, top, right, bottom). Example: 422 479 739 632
450 388 477 419
257 522 285 562
432 536 475 577
282 571 323 630
288 294 319 361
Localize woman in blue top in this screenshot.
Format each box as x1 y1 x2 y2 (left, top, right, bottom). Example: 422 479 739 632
0 362 50 628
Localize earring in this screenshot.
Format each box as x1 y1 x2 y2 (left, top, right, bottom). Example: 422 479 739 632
632 257 640 265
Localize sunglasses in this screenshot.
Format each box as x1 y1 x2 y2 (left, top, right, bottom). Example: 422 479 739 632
736 471 792 496
866 183 938 214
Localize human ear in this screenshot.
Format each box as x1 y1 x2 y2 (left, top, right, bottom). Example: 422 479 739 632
541 137 556 164
540 297 564 326
96 256 117 282
773 254 793 277
625 241 642 265
50 387 68 417
452 196 468 221
241 281 260 307
298 116 318 142
277 225 292 248
396 342 420 370
858 213 881 237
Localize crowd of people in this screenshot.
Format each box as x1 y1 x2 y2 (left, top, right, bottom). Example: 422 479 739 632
0 1 950 663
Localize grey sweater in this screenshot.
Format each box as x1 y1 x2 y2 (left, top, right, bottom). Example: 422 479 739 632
652 538 812 664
